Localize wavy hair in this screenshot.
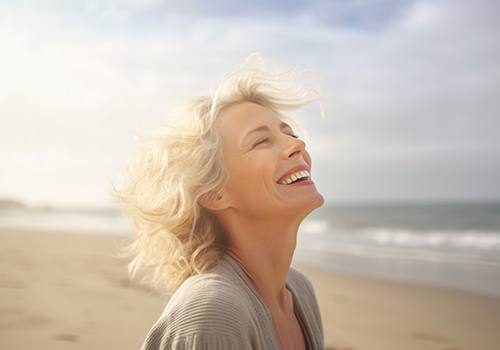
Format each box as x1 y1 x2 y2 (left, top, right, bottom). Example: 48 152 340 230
112 53 323 296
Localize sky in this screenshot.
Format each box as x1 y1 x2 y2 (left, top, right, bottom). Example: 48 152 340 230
1 0 499 207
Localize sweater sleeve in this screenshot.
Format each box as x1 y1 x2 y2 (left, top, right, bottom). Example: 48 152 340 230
143 332 248 350
140 279 255 350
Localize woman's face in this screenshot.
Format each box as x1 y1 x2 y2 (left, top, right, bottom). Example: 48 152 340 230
215 102 324 220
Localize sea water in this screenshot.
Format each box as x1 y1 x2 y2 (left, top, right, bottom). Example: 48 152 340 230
294 202 500 298
1 201 499 297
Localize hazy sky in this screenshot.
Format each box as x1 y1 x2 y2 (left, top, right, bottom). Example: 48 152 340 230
1 0 499 207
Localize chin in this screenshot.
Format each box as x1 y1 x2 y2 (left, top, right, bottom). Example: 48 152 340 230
287 192 325 220
306 192 325 212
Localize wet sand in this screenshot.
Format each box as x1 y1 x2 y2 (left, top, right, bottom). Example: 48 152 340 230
1 229 499 350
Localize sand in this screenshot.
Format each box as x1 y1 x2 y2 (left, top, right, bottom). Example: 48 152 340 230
1 229 499 350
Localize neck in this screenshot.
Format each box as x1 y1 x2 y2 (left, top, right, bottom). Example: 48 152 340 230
221 214 302 313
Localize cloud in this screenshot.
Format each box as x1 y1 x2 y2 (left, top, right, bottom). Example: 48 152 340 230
1 0 499 205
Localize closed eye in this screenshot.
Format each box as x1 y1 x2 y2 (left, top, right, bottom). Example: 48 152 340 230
252 132 298 149
253 138 270 147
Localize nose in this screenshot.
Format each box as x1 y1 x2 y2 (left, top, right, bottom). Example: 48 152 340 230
283 136 306 159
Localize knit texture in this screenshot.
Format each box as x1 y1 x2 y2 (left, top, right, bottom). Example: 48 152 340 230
140 253 325 350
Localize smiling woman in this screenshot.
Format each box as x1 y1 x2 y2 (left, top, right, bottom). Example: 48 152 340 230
113 54 325 350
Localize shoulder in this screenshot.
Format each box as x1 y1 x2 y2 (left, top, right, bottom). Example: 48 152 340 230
168 272 252 332
287 266 317 299
287 266 324 338
140 271 254 350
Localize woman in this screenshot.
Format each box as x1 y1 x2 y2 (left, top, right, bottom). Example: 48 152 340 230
115 55 325 350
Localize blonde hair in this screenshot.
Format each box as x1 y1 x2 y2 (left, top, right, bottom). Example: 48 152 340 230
112 53 323 296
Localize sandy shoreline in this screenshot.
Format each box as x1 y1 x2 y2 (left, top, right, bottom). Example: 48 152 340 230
1 228 499 350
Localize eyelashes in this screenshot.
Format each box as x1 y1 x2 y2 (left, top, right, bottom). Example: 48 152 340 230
253 133 299 148
254 138 270 146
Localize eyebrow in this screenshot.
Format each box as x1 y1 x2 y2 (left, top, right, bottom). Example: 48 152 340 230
240 121 293 147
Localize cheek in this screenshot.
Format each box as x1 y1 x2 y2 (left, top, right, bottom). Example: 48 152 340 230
226 153 277 198
225 159 257 197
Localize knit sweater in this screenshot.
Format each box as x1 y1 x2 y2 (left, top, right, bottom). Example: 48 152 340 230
140 253 325 349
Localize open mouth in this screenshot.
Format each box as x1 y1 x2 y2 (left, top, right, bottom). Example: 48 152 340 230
276 170 312 185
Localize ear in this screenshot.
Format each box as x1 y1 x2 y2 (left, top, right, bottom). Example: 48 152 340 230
198 191 230 212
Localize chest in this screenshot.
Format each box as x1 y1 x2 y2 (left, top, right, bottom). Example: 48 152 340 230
272 311 307 350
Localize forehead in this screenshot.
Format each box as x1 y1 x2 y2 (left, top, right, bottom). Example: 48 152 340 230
216 102 282 136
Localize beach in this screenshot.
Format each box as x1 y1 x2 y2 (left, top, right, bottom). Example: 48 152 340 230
1 228 499 350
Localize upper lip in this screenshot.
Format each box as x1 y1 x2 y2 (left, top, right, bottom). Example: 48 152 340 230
276 165 311 184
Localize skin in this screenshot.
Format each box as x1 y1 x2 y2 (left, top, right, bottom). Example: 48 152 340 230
200 101 324 350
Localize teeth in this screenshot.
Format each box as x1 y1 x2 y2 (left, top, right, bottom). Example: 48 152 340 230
278 170 310 185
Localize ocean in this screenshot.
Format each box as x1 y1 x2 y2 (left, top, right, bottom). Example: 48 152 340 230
1 201 499 298
295 202 500 298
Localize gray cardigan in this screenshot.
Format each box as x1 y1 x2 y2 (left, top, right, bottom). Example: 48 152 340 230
140 253 325 349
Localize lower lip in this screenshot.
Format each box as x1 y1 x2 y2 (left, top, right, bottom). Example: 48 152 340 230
278 178 314 186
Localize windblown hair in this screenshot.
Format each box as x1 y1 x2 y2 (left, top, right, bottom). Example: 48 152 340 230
112 53 323 296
